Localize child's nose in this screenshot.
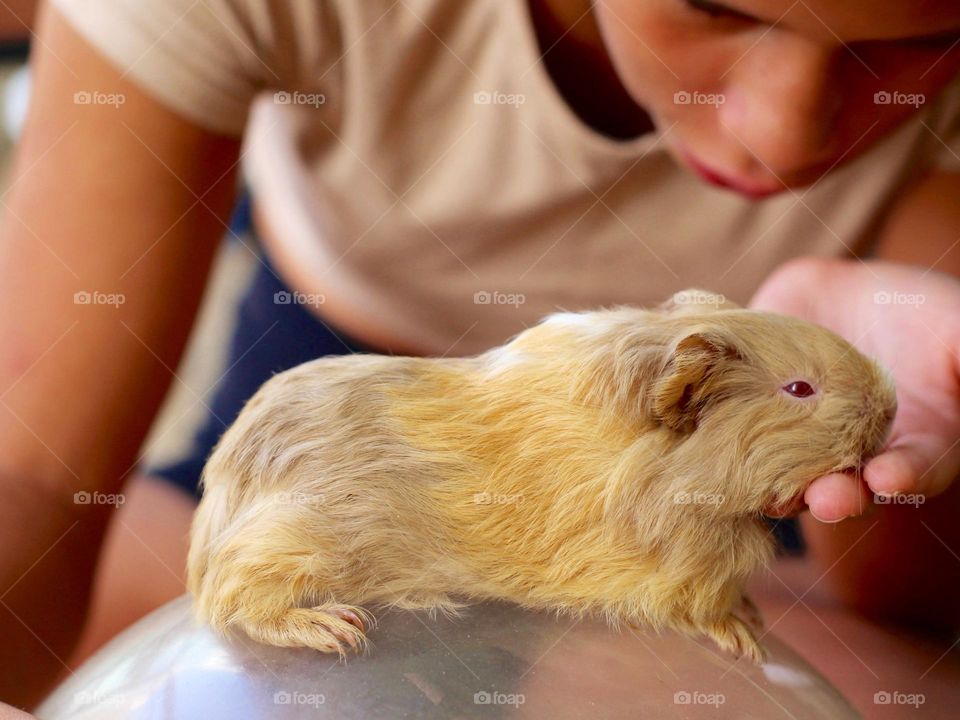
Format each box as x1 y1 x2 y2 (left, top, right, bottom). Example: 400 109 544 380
718 34 844 178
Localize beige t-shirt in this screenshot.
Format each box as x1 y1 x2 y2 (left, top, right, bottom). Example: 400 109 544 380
53 0 960 356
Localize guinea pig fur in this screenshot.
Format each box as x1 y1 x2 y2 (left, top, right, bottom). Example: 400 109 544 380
186 289 896 665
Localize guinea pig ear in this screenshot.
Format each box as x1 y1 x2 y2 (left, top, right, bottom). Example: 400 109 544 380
658 288 740 314
651 330 742 433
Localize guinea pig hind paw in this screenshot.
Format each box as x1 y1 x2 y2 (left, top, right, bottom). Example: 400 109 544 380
708 615 767 666
251 605 370 655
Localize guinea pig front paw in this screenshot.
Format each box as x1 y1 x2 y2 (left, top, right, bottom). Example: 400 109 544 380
705 614 767 666
735 594 765 635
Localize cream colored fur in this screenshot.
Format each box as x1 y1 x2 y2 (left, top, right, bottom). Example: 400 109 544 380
187 290 896 664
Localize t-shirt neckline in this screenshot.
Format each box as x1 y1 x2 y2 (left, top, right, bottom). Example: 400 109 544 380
510 0 664 159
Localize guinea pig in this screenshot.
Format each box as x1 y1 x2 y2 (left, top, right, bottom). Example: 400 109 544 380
186 289 896 665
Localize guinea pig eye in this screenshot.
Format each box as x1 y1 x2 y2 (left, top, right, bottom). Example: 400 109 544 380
782 380 817 398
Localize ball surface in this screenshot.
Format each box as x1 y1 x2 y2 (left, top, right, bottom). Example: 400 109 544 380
37 597 858 719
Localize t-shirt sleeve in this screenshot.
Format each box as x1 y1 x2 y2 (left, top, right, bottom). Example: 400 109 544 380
50 0 292 136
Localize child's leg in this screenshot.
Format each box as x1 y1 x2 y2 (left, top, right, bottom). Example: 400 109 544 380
65 474 195 669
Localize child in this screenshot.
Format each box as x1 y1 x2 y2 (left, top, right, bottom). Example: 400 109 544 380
0 0 958 710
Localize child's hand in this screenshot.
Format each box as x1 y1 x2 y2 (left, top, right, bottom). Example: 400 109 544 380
750 256 960 522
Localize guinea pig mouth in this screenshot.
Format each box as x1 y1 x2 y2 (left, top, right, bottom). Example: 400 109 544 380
762 490 807 518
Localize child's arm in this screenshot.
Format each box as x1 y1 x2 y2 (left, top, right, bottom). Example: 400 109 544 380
0 5 241 706
872 168 960 275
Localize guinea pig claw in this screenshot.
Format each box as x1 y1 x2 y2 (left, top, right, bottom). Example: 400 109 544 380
329 606 367 635
322 606 369 650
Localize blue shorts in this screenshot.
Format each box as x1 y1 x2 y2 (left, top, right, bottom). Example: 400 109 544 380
145 255 382 499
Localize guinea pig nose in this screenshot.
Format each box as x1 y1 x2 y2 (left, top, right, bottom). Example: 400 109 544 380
874 395 897 434
858 405 895 459
863 388 896 418
882 403 896 427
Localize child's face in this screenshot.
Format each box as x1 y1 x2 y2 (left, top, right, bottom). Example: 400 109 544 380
593 0 960 197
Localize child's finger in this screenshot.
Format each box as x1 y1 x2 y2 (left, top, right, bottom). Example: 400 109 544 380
804 472 872 522
865 438 959 500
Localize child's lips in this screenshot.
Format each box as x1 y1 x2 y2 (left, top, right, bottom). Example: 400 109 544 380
678 148 784 199
762 491 808 518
